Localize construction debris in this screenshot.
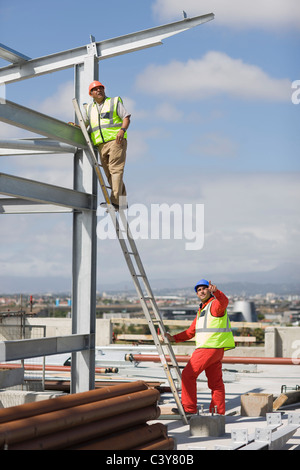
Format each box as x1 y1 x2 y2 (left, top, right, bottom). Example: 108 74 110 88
241 393 273 417
273 389 300 411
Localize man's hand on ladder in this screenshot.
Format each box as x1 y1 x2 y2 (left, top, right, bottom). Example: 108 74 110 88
165 332 175 342
68 121 81 128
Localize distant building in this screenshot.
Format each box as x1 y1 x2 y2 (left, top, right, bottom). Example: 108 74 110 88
228 301 258 322
160 306 197 320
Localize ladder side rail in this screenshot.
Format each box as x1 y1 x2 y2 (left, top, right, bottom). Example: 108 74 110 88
72 98 111 204
72 99 187 424
118 211 167 322
118 209 183 383
108 215 185 413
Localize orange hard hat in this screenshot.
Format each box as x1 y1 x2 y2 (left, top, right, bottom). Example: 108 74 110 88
89 80 105 95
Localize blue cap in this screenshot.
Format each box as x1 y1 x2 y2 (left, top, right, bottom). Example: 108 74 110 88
194 279 209 292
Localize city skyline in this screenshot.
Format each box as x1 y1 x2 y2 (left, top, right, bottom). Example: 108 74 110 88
0 1 299 294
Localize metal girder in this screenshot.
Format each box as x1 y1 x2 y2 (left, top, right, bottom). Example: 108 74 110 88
0 138 76 156
0 172 96 211
0 334 91 362
0 14 214 84
0 198 72 214
0 99 87 148
0 43 31 64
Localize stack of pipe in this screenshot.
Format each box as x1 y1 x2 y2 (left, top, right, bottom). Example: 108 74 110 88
0 381 174 450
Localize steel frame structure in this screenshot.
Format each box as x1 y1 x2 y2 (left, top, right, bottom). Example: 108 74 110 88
0 14 214 393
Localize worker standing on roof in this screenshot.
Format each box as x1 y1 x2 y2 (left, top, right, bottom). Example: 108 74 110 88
166 279 235 415
84 81 131 211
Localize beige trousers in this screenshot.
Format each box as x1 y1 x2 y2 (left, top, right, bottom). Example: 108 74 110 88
97 139 127 206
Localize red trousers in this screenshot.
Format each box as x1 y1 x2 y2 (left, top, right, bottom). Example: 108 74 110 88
181 348 225 414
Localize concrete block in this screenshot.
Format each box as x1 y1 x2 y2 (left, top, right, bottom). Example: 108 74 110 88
241 393 273 417
0 368 24 388
0 390 65 408
189 414 225 437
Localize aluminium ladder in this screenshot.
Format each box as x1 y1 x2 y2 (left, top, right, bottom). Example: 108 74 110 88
72 98 188 424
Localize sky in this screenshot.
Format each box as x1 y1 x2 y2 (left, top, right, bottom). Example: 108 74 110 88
0 0 300 294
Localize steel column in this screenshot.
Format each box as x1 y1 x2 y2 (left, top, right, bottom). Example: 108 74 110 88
71 50 98 394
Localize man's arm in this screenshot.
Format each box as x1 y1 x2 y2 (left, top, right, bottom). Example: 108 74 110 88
116 115 130 144
166 317 197 343
211 289 229 317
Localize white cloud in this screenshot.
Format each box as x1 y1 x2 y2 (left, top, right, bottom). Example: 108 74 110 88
154 102 183 121
1 170 299 285
200 172 300 268
136 51 291 102
128 127 166 162
32 81 74 120
127 170 300 275
189 132 238 158
152 0 300 30
0 214 72 278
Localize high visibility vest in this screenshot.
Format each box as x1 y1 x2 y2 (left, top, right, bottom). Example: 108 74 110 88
87 97 127 145
195 300 235 350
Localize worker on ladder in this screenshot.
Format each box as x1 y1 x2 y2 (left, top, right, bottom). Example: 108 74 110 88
84 81 131 211
166 279 235 415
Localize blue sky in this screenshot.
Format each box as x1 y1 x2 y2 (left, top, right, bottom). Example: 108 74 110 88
0 0 300 293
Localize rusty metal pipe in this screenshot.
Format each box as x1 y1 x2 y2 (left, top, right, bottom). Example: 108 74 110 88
134 437 175 450
0 363 118 373
41 379 161 393
223 357 300 365
125 354 300 365
69 423 167 450
125 354 188 363
8 405 160 450
0 388 160 447
0 380 148 424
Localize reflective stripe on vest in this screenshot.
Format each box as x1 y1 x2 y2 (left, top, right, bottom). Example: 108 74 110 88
87 97 127 145
195 301 235 350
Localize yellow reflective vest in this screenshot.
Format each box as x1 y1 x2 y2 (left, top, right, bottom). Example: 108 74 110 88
195 300 235 350
86 97 127 145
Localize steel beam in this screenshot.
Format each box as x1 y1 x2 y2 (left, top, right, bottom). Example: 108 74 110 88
0 334 91 362
0 138 76 156
0 198 72 214
0 99 87 148
0 43 31 64
0 172 96 210
0 14 214 84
